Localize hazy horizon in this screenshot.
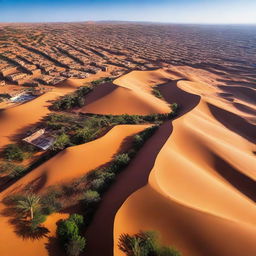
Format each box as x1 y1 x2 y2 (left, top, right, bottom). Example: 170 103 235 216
1 0 256 24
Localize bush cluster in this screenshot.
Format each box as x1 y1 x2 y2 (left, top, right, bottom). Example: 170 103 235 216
91 77 113 86
41 190 62 215
3 144 25 161
57 214 86 256
0 162 25 178
52 86 92 111
119 231 182 256
152 88 163 99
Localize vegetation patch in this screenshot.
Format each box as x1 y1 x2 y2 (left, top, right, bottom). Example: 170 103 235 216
152 87 164 99
91 77 114 86
119 230 182 256
57 214 86 256
0 162 26 178
51 86 92 111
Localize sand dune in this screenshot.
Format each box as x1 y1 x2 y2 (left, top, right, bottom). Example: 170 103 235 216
114 185 256 256
0 75 111 151
0 67 255 256
113 70 256 256
78 69 175 116
0 83 80 151
0 124 149 256
78 82 170 115
3 124 150 195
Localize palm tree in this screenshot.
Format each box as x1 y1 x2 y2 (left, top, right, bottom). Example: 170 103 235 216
16 194 41 220
119 233 146 256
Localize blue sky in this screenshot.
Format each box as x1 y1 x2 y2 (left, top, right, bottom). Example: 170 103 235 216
1 0 256 24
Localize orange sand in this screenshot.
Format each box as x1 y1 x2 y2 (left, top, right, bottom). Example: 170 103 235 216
0 124 150 256
113 68 256 256
78 69 173 115
0 67 255 256
3 124 150 195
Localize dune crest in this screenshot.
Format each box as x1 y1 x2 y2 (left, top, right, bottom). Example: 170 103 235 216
78 70 173 115
113 68 256 256
2 124 150 195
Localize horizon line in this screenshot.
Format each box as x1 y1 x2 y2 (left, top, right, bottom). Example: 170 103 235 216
1 20 256 26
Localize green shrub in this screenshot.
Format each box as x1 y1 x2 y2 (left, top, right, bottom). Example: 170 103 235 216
57 219 79 244
82 190 101 205
152 88 163 99
71 127 97 144
52 86 92 111
171 103 178 114
91 77 113 86
111 153 130 173
57 214 85 255
41 191 62 215
133 134 144 149
119 231 182 256
51 133 70 151
3 144 25 161
66 236 86 256
157 246 182 256
68 214 84 228
133 125 158 150
94 169 115 183
0 162 25 178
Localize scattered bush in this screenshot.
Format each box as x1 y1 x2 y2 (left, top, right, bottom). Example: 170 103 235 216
133 126 158 150
52 86 92 111
51 133 70 151
3 144 25 161
171 103 179 114
0 162 25 178
66 236 86 256
57 214 85 256
119 231 182 256
91 77 113 86
68 214 84 228
71 127 98 144
82 190 101 206
152 88 163 99
58 219 80 243
90 178 106 192
111 153 130 173
41 190 62 215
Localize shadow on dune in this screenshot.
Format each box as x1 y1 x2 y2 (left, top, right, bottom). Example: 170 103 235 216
1 200 49 241
212 153 256 202
208 103 256 144
217 78 256 89
158 79 201 117
81 82 117 106
45 236 62 256
233 102 256 116
84 79 202 256
84 121 173 256
218 85 256 105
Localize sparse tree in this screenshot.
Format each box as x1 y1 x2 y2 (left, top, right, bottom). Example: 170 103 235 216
16 194 41 220
66 236 86 256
